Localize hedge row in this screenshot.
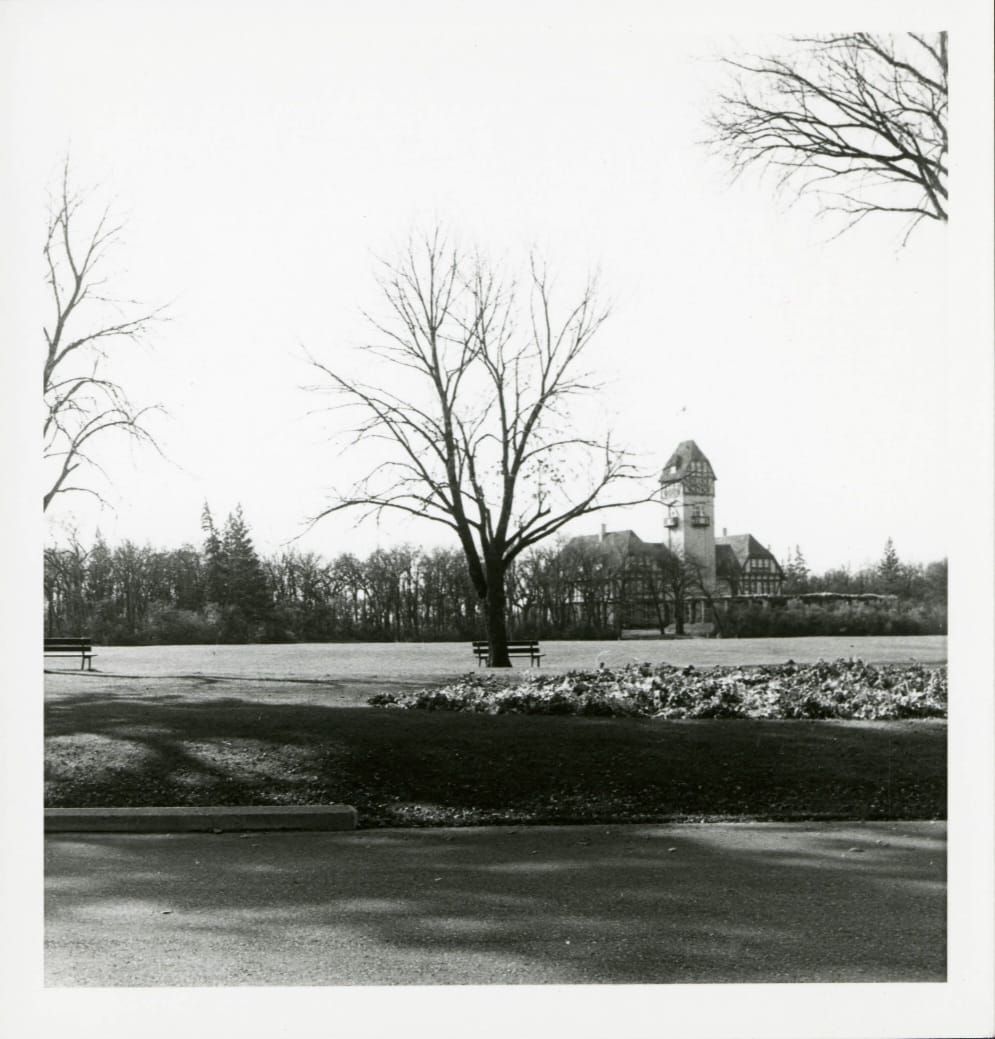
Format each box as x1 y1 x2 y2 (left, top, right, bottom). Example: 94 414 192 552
720 601 946 637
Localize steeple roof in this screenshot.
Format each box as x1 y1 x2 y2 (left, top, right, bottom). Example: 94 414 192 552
660 440 715 486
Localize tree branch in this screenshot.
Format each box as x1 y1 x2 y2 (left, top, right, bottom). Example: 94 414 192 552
708 33 948 235
43 159 164 511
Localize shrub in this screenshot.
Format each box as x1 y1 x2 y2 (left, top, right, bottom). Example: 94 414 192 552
721 600 946 638
142 606 218 645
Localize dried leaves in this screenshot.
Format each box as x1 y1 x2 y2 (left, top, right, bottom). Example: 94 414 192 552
370 658 947 721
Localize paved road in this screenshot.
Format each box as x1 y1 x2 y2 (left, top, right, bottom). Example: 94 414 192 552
45 820 946 986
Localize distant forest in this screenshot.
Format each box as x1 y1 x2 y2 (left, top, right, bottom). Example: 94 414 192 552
44 508 947 644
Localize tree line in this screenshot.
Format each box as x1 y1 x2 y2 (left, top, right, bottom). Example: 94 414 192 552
780 538 947 601
45 507 479 645
44 511 946 645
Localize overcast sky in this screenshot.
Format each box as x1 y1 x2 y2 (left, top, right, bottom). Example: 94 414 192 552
5 3 977 573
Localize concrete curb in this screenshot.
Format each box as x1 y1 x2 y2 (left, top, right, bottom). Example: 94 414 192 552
45 804 358 833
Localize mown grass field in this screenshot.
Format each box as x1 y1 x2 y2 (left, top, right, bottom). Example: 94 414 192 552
48 634 948 685
44 636 947 827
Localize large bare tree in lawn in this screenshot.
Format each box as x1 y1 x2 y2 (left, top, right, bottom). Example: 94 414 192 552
709 33 947 238
43 161 162 512
310 233 651 666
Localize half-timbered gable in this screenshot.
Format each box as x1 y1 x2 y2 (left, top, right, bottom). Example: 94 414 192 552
659 440 716 497
714 535 784 597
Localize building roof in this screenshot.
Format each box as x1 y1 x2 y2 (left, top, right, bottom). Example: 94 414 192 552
567 530 665 558
714 534 783 573
659 440 716 487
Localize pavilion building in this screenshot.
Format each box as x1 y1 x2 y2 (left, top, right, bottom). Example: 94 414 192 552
567 440 784 635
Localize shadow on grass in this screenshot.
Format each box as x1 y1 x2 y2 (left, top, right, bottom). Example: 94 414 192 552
44 821 946 985
45 690 947 825
47 670 408 687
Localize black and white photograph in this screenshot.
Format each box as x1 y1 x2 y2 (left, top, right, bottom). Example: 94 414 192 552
2 1 992 1037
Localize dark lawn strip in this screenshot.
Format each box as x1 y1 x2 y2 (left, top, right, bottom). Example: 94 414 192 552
45 693 946 827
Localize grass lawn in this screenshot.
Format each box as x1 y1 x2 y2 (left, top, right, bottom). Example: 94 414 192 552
46 680 946 828
53 635 949 684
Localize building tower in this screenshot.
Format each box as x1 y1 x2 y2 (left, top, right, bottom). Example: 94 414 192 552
660 440 717 592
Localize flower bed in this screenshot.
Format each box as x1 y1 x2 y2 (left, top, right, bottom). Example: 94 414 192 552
368 658 947 720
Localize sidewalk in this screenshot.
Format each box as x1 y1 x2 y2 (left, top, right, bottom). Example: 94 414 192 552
45 820 946 986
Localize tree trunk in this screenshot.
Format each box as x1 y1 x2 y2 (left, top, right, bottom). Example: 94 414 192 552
484 557 511 667
705 595 726 637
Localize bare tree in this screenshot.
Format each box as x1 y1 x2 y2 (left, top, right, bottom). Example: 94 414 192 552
43 160 163 511
683 552 729 638
709 33 948 237
655 548 699 637
308 232 653 665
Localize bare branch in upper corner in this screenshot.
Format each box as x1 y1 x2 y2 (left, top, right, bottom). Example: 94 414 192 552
707 32 948 238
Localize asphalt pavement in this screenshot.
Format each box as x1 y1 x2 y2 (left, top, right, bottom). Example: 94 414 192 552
44 819 946 986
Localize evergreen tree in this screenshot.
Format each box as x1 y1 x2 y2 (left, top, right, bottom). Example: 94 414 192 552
201 503 227 605
877 537 902 594
783 544 810 594
88 531 115 603
221 505 272 627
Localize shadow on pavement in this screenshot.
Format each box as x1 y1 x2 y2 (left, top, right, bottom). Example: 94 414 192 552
45 821 946 986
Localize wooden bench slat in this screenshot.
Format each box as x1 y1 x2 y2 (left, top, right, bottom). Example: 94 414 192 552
472 640 538 643
44 638 96 671
471 640 542 667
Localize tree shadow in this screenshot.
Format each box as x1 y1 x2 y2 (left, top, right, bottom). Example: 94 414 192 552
45 693 948 822
45 821 946 986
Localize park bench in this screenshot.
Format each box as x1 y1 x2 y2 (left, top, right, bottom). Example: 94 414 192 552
472 640 543 667
44 637 96 671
